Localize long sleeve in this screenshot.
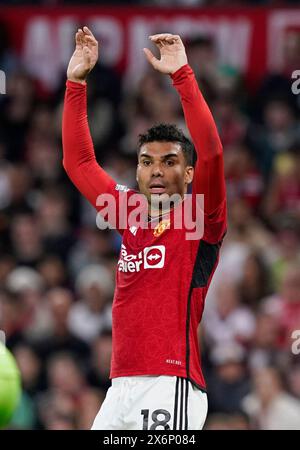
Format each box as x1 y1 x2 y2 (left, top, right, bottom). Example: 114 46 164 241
62 80 117 207
62 80 137 234
171 65 227 242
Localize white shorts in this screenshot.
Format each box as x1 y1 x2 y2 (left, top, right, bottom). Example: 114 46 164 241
91 375 208 430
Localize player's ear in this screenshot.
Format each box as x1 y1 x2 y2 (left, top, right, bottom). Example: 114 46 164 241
185 166 194 184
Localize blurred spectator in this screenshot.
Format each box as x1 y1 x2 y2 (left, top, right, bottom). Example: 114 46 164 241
25 138 62 186
0 289 26 348
248 312 283 372
37 255 68 289
4 266 54 342
264 147 300 222
46 352 86 397
206 342 251 414
2 164 32 214
238 252 273 310
225 144 264 212
263 99 299 154
14 343 43 396
35 352 91 429
10 343 42 429
10 213 44 266
33 288 91 364
243 366 300 430
248 98 300 180
0 72 36 162
186 35 243 103
68 265 113 343
213 98 248 149
204 280 256 347
77 388 105 430
270 217 300 290
255 27 300 121
37 381 77 430
36 188 75 261
262 264 300 349
6 266 44 294
67 228 117 277
87 329 113 392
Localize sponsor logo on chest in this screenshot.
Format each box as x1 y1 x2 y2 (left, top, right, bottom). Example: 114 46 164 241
118 244 166 273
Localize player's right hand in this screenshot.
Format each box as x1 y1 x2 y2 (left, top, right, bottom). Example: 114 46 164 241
67 26 98 84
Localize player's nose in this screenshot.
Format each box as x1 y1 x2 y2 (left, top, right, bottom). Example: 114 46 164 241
151 163 164 177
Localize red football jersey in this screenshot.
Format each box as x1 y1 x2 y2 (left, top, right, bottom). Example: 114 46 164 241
62 65 227 391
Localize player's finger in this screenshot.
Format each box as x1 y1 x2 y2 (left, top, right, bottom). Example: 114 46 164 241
143 48 160 70
149 33 174 41
150 34 182 46
82 29 98 50
75 32 82 47
164 35 182 44
83 26 95 39
85 35 98 47
77 28 85 45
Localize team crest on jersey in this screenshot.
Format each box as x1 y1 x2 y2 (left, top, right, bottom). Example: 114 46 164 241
153 219 170 237
129 226 138 236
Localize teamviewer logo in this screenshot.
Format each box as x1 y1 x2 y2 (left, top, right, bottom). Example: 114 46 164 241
118 244 166 272
144 246 165 269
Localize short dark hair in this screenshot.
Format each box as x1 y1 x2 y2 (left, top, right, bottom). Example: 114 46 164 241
138 123 197 167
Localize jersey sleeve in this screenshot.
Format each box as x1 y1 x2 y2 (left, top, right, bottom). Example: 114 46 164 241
62 80 135 234
171 65 227 243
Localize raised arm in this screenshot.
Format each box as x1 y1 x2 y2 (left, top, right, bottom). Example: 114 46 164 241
171 65 225 210
62 27 116 207
144 33 226 241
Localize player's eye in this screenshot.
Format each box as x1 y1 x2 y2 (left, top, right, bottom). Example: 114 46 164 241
142 160 151 166
166 160 175 166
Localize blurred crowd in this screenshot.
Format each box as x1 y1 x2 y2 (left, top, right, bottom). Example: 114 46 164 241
0 20 300 430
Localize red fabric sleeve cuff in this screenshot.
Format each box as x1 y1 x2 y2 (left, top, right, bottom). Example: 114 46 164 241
66 79 87 89
170 64 193 81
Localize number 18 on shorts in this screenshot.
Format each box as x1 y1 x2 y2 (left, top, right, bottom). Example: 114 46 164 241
91 375 208 430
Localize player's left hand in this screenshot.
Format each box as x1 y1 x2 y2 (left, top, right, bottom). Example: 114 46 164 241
143 33 188 75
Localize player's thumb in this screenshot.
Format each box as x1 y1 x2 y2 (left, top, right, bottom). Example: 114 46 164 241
143 48 159 70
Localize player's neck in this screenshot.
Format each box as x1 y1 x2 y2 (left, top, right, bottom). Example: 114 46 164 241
147 197 184 222
147 208 170 222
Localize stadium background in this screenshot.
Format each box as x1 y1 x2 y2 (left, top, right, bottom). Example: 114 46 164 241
0 0 300 430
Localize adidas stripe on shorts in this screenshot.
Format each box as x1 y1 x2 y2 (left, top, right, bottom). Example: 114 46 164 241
91 375 208 430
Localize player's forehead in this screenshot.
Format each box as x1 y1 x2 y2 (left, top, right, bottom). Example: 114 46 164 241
139 141 183 159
